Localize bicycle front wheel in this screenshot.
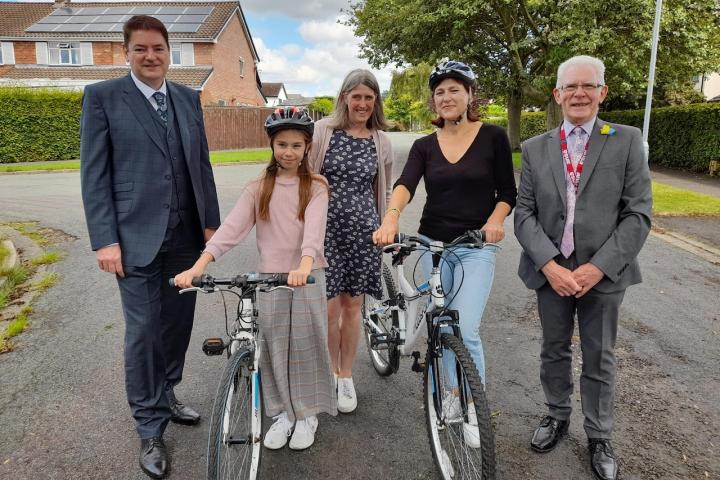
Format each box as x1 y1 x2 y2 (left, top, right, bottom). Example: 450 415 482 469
424 333 495 480
362 261 400 376
207 347 262 480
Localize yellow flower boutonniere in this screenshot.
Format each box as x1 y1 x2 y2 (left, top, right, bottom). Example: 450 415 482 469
600 124 616 136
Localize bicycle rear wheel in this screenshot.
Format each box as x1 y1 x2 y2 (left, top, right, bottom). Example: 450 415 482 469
362 261 400 376
207 347 262 480
424 333 495 479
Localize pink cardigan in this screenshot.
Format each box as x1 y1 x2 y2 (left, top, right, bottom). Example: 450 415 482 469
204 176 329 273
308 117 394 216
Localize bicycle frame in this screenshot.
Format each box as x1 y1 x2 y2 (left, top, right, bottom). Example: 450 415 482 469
366 240 460 357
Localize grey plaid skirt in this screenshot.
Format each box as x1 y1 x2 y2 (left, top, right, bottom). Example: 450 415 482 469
257 269 337 421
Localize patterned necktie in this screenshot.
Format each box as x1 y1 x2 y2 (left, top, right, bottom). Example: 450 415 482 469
152 91 168 125
560 126 586 258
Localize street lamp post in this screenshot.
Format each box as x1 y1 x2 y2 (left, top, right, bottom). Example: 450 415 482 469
642 0 663 162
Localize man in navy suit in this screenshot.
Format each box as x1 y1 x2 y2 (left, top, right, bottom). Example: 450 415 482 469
80 15 220 478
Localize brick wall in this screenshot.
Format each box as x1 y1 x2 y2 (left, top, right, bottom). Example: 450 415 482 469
197 12 264 107
92 42 114 65
13 42 36 64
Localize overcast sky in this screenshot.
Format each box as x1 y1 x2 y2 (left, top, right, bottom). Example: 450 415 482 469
1 0 395 96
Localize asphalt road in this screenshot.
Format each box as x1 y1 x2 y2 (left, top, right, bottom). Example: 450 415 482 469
0 133 718 480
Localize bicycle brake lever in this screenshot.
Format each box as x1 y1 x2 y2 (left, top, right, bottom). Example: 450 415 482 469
264 285 295 293
178 286 216 295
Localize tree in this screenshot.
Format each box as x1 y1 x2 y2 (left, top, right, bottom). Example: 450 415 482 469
385 63 435 130
309 96 334 115
349 0 720 148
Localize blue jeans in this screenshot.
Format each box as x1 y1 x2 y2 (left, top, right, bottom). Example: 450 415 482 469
419 235 497 384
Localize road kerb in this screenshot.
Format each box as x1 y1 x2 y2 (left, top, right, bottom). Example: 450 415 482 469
650 227 720 265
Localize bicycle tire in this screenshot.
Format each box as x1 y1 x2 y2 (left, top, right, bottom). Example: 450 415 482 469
207 347 262 480
424 333 496 480
362 261 400 376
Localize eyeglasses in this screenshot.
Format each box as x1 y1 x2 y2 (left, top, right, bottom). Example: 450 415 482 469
560 83 604 93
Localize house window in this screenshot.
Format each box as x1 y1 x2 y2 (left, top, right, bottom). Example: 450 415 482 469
48 42 81 65
239 56 244 77
0 48 3 65
170 44 182 66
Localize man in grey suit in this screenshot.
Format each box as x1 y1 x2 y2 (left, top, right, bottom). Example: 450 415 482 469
80 15 220 479
514 55 652 480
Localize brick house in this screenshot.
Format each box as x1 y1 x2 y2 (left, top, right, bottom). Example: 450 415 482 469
0 0 265 106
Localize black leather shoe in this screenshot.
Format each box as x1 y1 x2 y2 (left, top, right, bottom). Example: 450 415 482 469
530 415 569 452
139 436 169 479
589 439 618 480
170 399 201 425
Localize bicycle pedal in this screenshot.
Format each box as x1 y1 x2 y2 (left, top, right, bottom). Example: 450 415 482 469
411 351 424 373
202 338 226 356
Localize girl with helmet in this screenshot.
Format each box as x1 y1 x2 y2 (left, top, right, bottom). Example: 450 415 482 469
373 59 517 408
175 106 337 450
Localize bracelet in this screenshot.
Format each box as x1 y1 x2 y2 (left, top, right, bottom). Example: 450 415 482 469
385 208 401 218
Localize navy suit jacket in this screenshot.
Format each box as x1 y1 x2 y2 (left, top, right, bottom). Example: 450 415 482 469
80 74 220 267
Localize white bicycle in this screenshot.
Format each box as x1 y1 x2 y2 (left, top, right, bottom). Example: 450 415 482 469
173 272 310 480
362 230 497 479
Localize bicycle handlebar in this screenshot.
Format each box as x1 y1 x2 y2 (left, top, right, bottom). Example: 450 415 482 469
168 273 316 289
383 230 487 253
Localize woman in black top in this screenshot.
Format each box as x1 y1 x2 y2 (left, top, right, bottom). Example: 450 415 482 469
373 61 517 390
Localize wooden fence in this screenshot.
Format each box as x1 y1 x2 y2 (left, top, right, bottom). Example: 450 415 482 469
203 106 325 151
203 106 273 150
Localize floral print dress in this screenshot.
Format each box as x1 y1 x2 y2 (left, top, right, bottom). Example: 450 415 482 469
321 129 382 299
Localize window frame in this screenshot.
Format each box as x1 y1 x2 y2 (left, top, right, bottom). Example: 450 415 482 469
48 42 81 66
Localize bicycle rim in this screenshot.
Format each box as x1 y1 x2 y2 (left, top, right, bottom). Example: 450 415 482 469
362 262 399 376
207 348 262 480
424 334 496 480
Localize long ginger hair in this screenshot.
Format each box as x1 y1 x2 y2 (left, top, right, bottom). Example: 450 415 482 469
257 130 328 222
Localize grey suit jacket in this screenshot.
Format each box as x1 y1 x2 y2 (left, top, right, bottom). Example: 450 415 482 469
80 74 220 267
514 118 652 293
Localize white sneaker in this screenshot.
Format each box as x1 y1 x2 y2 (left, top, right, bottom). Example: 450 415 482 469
441 392 462 422
439 448 456 478
337 377 357 413
263 412 293 450
463 401 481 448
289 415 318 450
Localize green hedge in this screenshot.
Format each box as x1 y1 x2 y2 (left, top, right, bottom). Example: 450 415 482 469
0 88 82 163
485 111 546 143
601 103 720 172
487 103 720 172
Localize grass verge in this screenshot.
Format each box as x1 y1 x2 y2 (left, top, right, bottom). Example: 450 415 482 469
0 306 32 353
0 265 28 310
33 272 59 293
30 251 62 266
653 182 720 216
0 149 272 173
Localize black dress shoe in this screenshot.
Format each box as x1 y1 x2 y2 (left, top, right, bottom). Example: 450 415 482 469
589 439 618 480
139 436 169 479
530 415 569 452
170 399 201 425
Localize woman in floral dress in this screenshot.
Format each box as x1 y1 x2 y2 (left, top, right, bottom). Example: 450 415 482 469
308 69 394 413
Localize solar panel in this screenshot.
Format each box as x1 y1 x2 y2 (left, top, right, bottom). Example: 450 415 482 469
28 5 214 35
168 23 201 33
67 15 97 24
84 23 115 32
55 24 84 32
158 7 187 15
185 7 214 15
151 15 180 23
37 17 68 24
77 7 109 15
176 15 207 23
130 7 161 15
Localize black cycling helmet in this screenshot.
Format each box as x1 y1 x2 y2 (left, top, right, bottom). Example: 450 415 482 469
264 106 314 137
428 60 477 91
